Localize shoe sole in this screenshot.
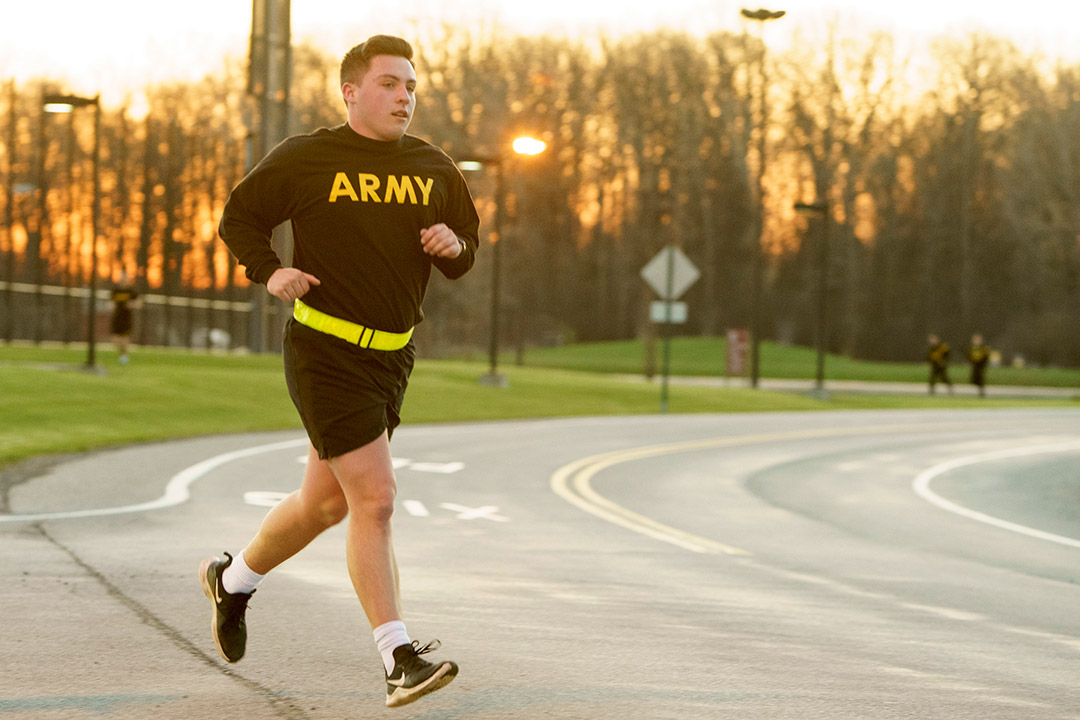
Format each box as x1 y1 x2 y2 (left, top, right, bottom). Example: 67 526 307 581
198 557 242 664
385 662 458 708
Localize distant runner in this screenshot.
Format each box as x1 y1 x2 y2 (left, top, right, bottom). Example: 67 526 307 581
968 333 991 397
109 272 138 365
927 333 952 395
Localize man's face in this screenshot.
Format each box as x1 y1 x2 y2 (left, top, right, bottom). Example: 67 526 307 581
343 54 416 141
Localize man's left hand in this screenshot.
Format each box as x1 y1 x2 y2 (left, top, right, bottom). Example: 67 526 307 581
420 223 464 258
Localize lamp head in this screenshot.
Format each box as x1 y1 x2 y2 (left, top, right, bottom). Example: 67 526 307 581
43 94 99 113
740 8 787 21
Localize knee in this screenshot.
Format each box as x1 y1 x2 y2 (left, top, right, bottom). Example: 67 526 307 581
299 491 349 529
350 484 397 525
316 495 350 527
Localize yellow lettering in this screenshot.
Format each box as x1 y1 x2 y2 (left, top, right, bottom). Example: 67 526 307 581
413 176 433 206
328 172 358 202
358 173 382 202
329 173 432 205
384 175 417 204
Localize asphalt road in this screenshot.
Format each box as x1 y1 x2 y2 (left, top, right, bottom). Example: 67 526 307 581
1 409 1078 719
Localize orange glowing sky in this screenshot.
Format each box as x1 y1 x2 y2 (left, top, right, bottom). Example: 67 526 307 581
3 0 1078 105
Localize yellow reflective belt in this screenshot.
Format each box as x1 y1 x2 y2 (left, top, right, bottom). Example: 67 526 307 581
293 299 413 351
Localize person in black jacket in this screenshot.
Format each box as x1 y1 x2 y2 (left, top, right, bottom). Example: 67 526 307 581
109 271 138 365
199 35 478 708
968 333 991 397
927 333 952 395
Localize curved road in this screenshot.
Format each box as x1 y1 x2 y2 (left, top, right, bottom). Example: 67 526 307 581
1 408 1078 719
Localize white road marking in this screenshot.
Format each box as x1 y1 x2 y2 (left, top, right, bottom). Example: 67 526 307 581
403 500 430 517
912 442 1080 549
244 491 291 507
0 437 309 523
901 603 986 622
439 503 509 522
235 496 499 521
408 461 464 474
299 455 462 474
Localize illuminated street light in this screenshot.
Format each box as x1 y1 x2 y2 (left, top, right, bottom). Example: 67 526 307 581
459 135 548 387
43 93 101 371
511 136 546 156
795 199 829 399
740 7 786 389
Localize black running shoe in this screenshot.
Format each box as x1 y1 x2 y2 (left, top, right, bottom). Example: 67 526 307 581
198 552 253 663
385 639 458 708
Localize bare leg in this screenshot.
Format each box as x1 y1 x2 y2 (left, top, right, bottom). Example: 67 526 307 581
242 443 349 575
115 334 130 362
326 431 402 628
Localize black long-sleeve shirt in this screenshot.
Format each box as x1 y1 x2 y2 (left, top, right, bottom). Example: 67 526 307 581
219 124 480 333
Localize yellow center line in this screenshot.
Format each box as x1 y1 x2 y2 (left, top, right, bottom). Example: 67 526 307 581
548 422 965 555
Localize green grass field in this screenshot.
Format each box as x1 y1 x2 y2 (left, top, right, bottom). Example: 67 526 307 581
0 340 1076 470
514 336 1080 387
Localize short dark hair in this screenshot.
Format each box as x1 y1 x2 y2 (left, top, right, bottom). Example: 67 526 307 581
340 35 413 87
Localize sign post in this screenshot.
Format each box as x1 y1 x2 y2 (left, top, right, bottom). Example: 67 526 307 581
640 246 700 412
726 328 750 378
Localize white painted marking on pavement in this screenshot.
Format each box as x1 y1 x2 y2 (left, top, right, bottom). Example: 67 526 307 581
901 603 986 622
0 437 308 523
439 503 509 522
403 500 430 517
300 456 461 474
408 461 464 474
912 441 1080 549
244 491 290 507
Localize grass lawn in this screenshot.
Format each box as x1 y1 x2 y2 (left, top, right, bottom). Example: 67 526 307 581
0 342 1076 470
514 336 1080 387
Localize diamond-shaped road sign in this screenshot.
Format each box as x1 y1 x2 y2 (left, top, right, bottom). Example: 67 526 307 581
640 246 700 300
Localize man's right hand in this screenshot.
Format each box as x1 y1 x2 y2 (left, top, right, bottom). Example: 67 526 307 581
267 267 321 303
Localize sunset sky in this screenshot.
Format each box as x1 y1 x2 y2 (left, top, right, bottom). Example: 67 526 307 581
2 0 1078 105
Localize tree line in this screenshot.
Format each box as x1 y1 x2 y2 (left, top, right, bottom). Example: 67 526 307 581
1 25 1078 365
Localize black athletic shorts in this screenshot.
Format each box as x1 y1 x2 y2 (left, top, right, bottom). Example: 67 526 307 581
283 317 415 459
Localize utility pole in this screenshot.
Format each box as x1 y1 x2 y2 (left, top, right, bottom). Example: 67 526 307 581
740 7 786 388
247 0 291 352
3 80 16 343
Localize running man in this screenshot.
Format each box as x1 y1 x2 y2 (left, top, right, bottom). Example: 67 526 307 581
200 35 479 708
926 333 952 395
968 333 991 397
109 271 138 364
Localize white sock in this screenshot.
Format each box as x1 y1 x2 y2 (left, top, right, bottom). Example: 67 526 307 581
221 550 265 595
373 621 411 675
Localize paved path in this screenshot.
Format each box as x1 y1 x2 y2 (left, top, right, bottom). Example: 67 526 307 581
1 409 1079 719
621 374 1079 398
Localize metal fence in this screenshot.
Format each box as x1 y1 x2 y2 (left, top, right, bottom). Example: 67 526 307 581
0 280 288 353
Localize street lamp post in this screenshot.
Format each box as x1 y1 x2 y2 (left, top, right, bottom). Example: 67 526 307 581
459 136 546 388
740 7 786 389
795 200 829 398
3 80 16 343
43 93 101 371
